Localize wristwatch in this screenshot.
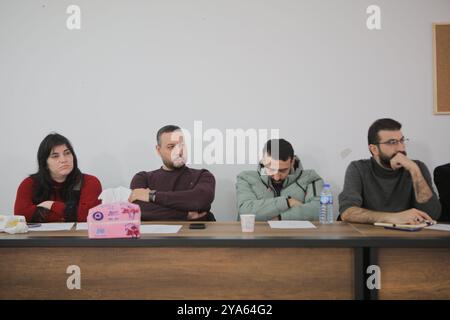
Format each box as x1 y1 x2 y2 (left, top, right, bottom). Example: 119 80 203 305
149 190 157 202
286 196 292 208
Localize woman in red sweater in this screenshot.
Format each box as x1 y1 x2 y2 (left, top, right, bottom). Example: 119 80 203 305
14 133 102 222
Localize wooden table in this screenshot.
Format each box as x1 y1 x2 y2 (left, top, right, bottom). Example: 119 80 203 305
0 222 449 300
350 223 450 300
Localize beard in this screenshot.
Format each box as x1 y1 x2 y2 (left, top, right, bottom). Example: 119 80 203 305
379 150 407 169
172 157 186 168
162 156 186 170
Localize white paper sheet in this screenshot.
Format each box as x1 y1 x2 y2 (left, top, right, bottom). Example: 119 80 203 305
426 224 450 232
268 221 316 229
29 223 75 231
75 223 88 231
140 225 182 234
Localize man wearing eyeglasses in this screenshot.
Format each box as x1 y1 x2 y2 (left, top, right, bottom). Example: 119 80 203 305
236 139 324 221
339 118 441 225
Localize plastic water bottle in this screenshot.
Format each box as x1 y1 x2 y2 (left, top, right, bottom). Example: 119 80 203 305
320 184 334 224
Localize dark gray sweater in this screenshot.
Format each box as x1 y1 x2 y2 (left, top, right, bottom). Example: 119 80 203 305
338 158 441 219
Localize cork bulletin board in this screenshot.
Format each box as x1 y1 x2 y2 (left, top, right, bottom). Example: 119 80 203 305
433 24 450 114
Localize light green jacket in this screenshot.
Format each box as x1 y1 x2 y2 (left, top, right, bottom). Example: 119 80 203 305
236 157 324 221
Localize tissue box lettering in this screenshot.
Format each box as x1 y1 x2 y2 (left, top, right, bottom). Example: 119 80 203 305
87 202 141 239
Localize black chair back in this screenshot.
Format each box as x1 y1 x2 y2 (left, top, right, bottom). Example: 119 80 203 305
434 163 450 222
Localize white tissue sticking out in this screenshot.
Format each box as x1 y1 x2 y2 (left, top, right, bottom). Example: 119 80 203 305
0 215 28 234
99 186 132 204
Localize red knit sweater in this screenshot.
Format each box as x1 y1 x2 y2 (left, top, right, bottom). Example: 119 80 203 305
14 174 102 222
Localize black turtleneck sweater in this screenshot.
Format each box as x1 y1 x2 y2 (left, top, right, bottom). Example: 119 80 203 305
338 158 441 219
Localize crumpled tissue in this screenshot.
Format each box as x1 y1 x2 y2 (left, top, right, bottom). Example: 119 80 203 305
0 215 28 234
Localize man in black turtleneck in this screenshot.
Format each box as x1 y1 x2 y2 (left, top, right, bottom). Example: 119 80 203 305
339 118 441 225
128 125 216 221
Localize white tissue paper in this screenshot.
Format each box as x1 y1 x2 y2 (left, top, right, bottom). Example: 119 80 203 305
0 215 28 234
99 186 132 203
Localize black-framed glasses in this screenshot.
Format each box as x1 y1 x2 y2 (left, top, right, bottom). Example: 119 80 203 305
376 137 409 146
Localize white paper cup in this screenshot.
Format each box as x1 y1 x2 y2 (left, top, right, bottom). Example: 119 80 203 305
240 214 256 232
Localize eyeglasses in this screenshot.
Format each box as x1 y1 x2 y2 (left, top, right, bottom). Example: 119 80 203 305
376 137 409 146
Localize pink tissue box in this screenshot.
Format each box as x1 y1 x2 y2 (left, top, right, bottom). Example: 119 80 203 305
87 202 141 239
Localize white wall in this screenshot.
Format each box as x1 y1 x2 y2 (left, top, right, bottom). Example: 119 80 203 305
1 0 449 221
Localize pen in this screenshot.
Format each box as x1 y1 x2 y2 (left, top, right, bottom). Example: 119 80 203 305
26 223 41 228
374 223 397 227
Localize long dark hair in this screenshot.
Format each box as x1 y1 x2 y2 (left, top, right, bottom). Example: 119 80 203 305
30 133 82 204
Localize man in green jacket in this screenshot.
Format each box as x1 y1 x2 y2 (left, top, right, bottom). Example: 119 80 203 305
236 139 324 221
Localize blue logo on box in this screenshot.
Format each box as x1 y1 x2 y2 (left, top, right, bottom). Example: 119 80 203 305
93 212 104 221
